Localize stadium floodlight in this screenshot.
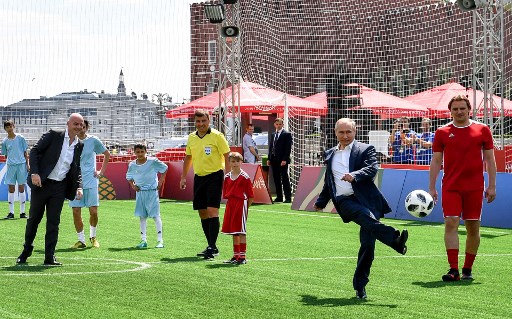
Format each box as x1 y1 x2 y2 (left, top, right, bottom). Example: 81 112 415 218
204 4 225 24
457 0 488 11
222 0 238 4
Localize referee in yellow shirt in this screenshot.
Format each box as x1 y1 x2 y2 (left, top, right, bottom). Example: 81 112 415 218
180 109 230 260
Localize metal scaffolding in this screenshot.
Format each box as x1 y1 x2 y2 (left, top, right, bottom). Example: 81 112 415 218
472 0 505 148
216 1 242 146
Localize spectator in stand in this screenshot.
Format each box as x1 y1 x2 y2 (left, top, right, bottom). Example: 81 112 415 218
415 118 435 165
389 119 401 161
389 117 415 164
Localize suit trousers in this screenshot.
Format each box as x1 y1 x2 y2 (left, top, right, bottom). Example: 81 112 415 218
335 195 398 290
270 163 291 200
24 179 67 259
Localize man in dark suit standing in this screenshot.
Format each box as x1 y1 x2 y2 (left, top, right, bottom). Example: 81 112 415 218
268 118 292 203
16 113 85 266
314 118 409 299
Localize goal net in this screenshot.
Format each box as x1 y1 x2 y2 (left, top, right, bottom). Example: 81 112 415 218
189 0 512 190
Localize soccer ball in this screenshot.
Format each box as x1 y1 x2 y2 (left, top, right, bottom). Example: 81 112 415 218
405 190 434 218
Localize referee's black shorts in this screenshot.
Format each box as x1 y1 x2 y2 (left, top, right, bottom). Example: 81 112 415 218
193 169 224 210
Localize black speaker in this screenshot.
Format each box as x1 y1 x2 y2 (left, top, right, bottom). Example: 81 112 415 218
457 0 487 11
221 26 239 38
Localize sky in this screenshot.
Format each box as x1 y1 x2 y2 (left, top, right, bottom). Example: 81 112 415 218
0 0 203 106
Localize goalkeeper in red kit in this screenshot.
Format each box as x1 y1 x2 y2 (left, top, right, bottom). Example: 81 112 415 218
221 152 254 265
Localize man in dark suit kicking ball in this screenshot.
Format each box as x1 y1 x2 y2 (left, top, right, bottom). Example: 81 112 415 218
314 118 409 299
16 113 84 266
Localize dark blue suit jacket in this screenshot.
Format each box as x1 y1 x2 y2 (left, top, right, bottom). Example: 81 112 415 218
268 129 292 164
315 140 391 223
27 129 83 200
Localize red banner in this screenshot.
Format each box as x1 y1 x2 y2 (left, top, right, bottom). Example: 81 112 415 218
241 163 272 204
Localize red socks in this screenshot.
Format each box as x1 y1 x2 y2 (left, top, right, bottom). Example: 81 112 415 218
240 243 247 259
463 252 476 270
233 244 240 259
447 249 459 270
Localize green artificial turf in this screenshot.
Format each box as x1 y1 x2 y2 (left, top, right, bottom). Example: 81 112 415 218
0 200 511 319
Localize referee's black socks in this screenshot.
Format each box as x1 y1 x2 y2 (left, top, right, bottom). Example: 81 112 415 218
208 217 220 249
201 219 210 243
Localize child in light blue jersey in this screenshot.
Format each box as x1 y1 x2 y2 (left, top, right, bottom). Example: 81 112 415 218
2 120 29 219
69 120 110 249
126 143 168 248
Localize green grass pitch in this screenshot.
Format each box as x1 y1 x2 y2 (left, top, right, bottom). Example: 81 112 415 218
0 200 511 319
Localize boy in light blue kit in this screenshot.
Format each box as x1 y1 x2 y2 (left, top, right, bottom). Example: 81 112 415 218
69 120 110 249
2 120 29 220
126 143 168 248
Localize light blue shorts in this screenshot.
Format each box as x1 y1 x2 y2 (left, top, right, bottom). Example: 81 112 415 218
68 188 100 208
4 163 28 185
134 189 160 218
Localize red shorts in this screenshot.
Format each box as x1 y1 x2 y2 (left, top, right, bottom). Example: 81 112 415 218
221 198 248 234
442 189 484 220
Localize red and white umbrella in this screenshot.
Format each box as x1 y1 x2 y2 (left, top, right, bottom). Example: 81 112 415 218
166 80 326 119
346 84 429 118
405 82 512 118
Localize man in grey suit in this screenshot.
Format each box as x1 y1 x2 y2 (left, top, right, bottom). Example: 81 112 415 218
314 118 408 299
16 113 84 266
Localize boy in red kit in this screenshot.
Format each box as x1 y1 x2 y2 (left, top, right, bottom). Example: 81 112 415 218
221 152 254 265
429 95 497 281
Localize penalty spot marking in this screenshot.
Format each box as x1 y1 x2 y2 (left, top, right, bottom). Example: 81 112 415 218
0 256 151 277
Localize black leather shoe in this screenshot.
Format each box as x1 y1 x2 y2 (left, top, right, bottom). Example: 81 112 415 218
274 198 283 203
16 255 28 265
355 288 367 299
16 244 33 265
394 229 408 255
43 256 62 266
196 247 219 257
283 199 292 203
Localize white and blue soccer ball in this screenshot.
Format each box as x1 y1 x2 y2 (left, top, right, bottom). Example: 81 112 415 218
405 190 434 218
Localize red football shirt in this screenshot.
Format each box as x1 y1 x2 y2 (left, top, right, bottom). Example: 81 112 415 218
223 170 254 200
432 120 493 191
221 170 254 234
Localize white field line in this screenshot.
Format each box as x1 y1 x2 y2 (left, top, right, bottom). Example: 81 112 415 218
2 253 512 275
1 203 509 276
0 257 151 276
171 201 512 235
249 253 512 262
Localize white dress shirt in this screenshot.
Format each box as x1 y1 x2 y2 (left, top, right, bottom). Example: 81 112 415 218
332 141 355 196
47 129 79 181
